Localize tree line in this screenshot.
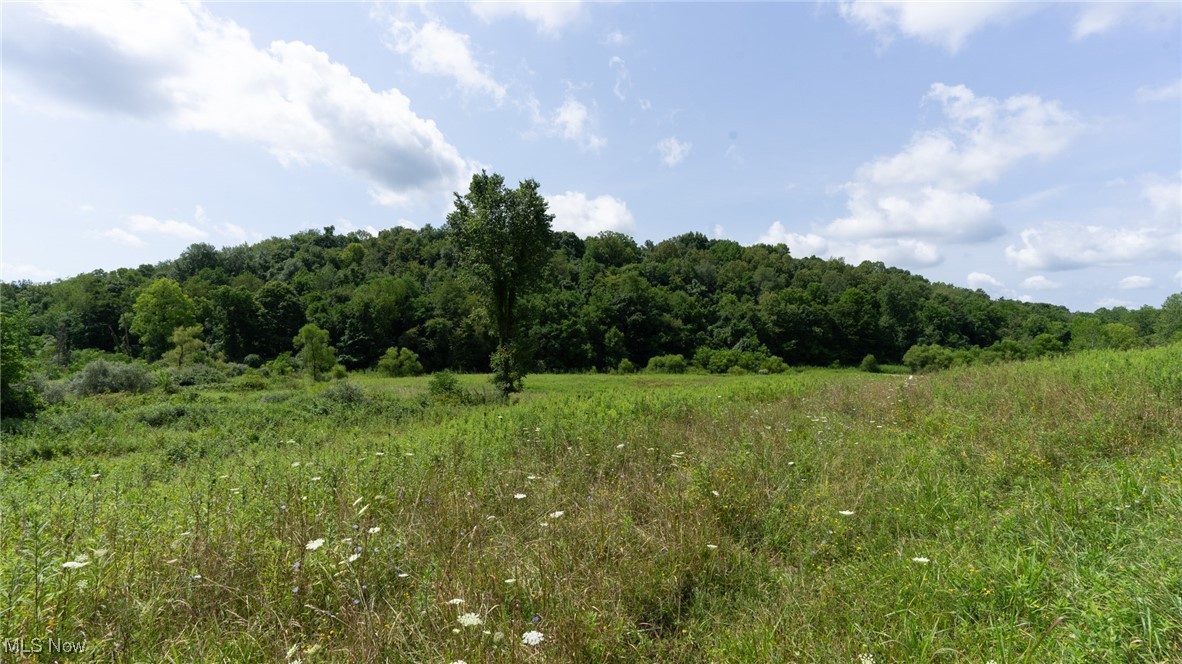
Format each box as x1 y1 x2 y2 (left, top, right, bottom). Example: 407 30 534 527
3 174 1180 416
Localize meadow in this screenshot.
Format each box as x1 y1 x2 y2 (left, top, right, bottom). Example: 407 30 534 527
1 346 1179 662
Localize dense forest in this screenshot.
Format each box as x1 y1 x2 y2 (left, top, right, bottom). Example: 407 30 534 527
2 223 1180 416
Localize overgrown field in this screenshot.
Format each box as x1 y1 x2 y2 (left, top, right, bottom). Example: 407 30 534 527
2 347 1180 662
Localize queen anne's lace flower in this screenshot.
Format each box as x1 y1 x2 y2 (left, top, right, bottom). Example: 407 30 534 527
521 630 545 646
457 612 483 627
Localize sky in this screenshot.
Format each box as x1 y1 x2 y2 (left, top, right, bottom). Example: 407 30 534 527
2 1 1180 312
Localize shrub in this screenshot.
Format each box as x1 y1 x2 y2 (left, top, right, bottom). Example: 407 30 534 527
859 354 880 373
70 360 153 396
902 344 955 373
760 356 788 374
617 358 636 374
428 370 461 399
230 372 268 391
646 354 687 374
377 347 424 377
265 352 297 376
242 354 263 368
171 364 227 386
330 364 348 380
319 381 366 406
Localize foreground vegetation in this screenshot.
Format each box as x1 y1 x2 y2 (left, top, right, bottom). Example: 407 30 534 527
1 346 1179 661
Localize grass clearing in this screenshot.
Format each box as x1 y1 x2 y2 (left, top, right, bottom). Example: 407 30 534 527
2 346 1179 662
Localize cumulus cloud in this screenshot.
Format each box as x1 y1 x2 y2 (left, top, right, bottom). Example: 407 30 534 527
967 272 1005 290
1096 297 1135 308
1136 78 1182 103
657 136 691 167
604 29 626 46
548 96 606 151
789 82 1083 267
838 1 1029 52
99 228 145 246
1005 223 1181 270
386 19 506 102
6 1 470 208
469 1 582 36
759 222 940 266
546 191 634 236
127 214 207 240
1 262 58 281
1118 275 1154 290
1021 275 1062 290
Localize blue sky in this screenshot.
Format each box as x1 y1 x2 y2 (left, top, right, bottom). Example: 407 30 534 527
2 1 1180 311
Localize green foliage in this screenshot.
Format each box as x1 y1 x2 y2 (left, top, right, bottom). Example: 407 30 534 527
377 346 424 377
617 358 636 374
162 324 206 367
292 323 335 381
693 342 782 374
902 343 955 372
318 380 365 406
446 170 554 394
427 370 461 398
129 278 196 359
647 354 688 374
330 363 348 380
859 353 880 373
70 359 153 395
1 311 42 418
171 363 226 386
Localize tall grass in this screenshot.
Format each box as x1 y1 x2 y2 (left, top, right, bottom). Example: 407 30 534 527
1 346 1179 661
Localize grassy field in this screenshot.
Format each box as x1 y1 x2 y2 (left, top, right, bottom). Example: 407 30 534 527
2 346 1180 662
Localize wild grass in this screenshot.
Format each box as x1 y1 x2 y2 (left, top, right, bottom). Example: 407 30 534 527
1 346 1179 662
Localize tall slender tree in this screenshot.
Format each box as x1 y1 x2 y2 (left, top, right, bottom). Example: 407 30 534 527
445 171 554 394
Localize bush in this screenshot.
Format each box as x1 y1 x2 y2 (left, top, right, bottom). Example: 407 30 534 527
902 344 955 373
859 354 880 373
428 370 462 399
617 358 636 374
319 381 366 406
242 354 263 368
70 360 153 396
646 354 687 374
693 343 785 374
377 347 424 377
171 364 227 386
265 352 297 377
230 372 268 391
760 357 788 374
330 364 348 380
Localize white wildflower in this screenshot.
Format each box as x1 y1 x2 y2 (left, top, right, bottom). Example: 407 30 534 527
911 557 930 564
305 538 325 551
446 598 465 605
521 630 545 646
514 493 527 500
859 654 875 664
838 510 855 516
549 511 565 519
347 553 361 563
62 561 89 569
711 490 720 497
457 612 483 627
368 526 381 534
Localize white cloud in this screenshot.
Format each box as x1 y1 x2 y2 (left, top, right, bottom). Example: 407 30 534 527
639 99 652 111
759 222 940 266
1074 2 1181 39
1142 172 1182 216
387 19 506 102
604 29 626 46
469 1 582 36
1 262 58 281
1005 223 1182 270
967 272 1004 290
1021 275 1062 290
100 228 145 246
1136 78 1182 103
609 56 631 101
838 1 1029 52
813 83 1081 259
546 191 634 236
127 214 207 240
8 1 470 209
657 136 691 167
215 222 251 243
712 224 727 239
550 96 606 151
1096 297 1135 309
1118 275 1154 290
